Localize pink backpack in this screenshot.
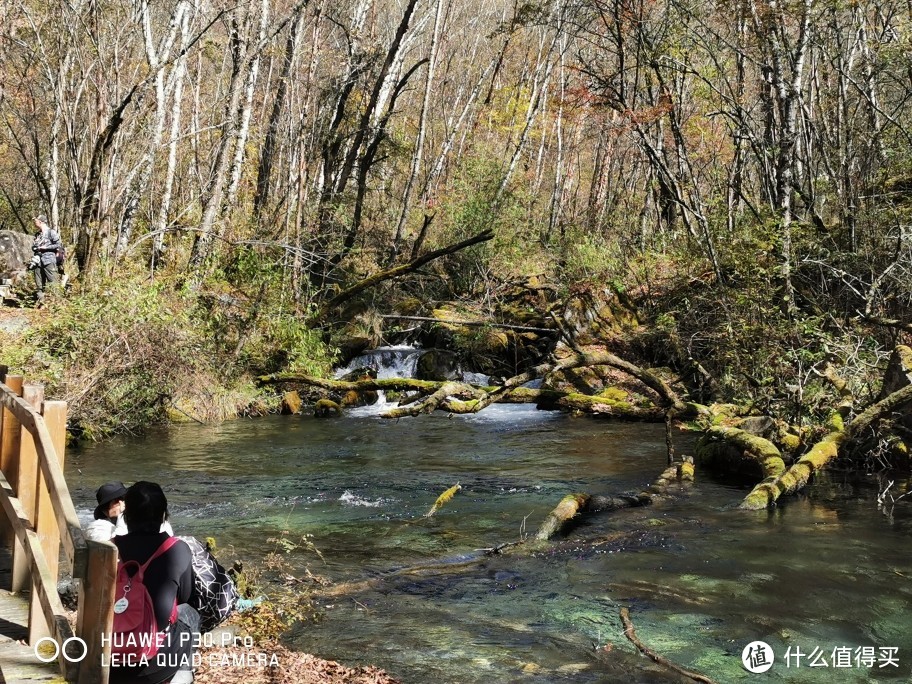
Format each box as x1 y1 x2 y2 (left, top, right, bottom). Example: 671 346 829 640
111 537 179 661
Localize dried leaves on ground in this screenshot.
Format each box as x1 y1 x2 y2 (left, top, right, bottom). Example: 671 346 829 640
193 642 400 684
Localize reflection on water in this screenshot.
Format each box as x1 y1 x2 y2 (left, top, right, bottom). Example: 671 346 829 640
66 409 912 682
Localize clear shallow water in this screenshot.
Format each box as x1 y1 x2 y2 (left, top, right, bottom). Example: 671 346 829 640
66 408 912 682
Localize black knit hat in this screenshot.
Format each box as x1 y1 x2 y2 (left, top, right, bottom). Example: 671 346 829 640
93 481 128 520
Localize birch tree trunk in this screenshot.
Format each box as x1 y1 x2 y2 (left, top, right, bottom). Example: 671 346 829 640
116 0 187 260
153 2 193 265
224 0 271 211
188 10 252 271
390 0 446 258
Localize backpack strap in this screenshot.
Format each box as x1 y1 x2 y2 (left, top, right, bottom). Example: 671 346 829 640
138 536 181 627
139 536 180 576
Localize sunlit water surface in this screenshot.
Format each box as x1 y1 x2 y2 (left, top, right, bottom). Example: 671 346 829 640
66 408 912 682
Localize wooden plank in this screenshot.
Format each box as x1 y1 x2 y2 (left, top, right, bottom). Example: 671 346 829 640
0 471 74 651
12 385 43 593
76 540 116 684
0 384 87 577
0 376 23 549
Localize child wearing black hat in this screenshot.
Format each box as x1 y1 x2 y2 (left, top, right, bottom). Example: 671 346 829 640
85 481 129 542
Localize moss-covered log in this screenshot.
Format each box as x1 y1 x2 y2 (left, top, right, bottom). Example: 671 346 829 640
259 373 442 393
740 413 844 510
260 370 672 420
535 493 592 540
534 460 694 541
705 426 786 480
471 351 697 416
740 383 912 510
558 392 664 420
381 381 469 418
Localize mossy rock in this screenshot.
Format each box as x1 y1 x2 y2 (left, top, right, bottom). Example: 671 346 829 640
281 390 303 415
416 349 460 381
314 398 342 416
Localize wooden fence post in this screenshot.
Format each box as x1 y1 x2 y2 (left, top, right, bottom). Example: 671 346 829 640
16 384 53 643
36 401 67 583
0 374 23 549
11 383 41 593
77 540 117 684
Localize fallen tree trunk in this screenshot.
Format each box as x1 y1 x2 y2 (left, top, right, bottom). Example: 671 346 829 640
261 372 668 420
469 351 697 416
705 426 786 480
258 374 442 393
534 460 694 541
535 493 592 540
558 393 663 420
382 382 467 418
740 383 912 510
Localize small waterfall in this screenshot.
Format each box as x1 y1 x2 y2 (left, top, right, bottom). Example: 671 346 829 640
334 345 424 380
334 345 423 414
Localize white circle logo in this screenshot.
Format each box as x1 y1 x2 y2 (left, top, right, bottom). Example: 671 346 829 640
33 636 89 664
742 640 774 673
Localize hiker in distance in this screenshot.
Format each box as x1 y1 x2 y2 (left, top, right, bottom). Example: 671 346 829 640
30 214 61 301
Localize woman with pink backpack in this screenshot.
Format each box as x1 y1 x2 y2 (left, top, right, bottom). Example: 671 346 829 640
110 482 199 684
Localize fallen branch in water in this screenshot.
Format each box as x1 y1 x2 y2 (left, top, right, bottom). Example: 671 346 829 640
425 483 461 517
535 460 694 541
619 607 717 684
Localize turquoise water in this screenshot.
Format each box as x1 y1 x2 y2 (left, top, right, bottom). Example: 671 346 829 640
66 407 912 682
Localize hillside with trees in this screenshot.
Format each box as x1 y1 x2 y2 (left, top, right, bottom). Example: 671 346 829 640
0 0 910 479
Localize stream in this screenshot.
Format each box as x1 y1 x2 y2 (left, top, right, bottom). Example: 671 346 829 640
65 359 912 682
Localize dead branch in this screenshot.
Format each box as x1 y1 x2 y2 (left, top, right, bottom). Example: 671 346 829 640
619 607 717 684
310 228 494 324
379 314 555 334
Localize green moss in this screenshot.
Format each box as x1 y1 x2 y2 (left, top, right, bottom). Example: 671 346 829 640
598 386 629 402
780 433 802 452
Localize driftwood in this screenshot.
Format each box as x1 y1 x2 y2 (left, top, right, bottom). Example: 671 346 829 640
619 607 717 684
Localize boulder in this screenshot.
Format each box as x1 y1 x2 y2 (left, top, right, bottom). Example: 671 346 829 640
0 230 34 282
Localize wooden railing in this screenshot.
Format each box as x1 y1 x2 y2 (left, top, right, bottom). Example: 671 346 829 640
0 369 117 683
